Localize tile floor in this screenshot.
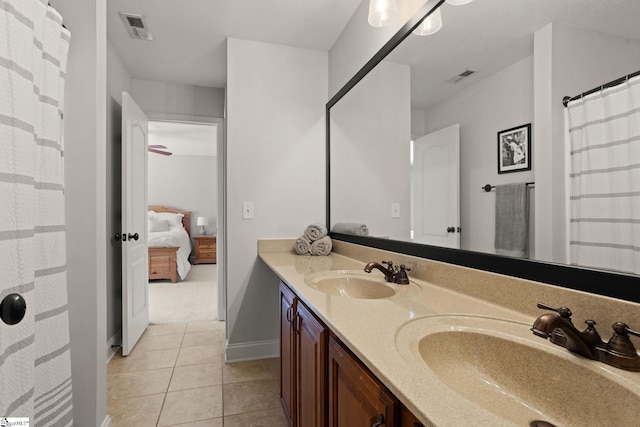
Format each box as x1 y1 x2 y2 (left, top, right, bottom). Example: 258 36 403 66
107 321 288 426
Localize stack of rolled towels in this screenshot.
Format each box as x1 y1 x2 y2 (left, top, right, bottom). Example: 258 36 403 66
295 223 332 256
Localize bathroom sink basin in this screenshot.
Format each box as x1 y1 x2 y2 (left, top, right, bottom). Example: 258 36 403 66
304 270 419 299
395 315 640 426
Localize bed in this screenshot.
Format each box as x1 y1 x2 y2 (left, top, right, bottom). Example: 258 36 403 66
148 206 192 282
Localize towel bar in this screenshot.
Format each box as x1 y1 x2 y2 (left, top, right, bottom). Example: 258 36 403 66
482 182 535 192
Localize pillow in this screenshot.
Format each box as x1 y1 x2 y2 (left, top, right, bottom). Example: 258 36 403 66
148 218 169 233
155 212 184 228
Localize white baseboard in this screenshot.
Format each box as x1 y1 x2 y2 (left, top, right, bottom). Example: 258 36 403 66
225 339 279 362
100 415 112 427
106 330 121 363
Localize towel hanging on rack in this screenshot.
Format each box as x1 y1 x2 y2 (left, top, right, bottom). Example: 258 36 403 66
494 183 529 258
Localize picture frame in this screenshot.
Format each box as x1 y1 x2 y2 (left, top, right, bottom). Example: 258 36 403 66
497 123 531 174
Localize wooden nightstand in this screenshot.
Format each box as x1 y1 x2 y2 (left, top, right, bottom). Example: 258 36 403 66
193 235 217 264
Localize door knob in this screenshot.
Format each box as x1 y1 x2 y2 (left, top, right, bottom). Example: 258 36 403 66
1 293 27 325
446 227 455 233
114 233 121 242
128 232 139 241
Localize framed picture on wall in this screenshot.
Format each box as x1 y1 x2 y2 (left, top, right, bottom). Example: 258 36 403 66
497 123 531 174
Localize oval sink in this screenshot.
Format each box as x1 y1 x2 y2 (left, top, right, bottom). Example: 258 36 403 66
395 315 640 426
304 270 419 299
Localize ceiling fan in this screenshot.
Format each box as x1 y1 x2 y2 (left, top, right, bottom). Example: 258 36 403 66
148 144 172 156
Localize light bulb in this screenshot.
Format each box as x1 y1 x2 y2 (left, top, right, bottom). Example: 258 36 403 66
368 0 399 27
413 8 442 36
446 0 474 5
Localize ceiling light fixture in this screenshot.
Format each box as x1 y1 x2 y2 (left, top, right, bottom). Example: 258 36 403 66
446 0 474 5
368 0 399 27
413 8 443 36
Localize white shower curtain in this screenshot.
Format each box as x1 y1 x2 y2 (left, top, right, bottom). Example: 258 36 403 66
0 0 73 424
566 74 640 275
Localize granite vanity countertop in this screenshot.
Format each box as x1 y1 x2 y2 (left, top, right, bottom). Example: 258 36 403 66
259 247 640 427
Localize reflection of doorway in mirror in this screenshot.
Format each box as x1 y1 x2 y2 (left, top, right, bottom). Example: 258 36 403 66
411 124 460 248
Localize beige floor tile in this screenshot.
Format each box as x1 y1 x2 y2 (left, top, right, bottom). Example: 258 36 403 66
182 331 224 348
107 393 164 427
186 320 224 333
136 333 185 351
108 368 172 399
165 419 223 427
224 408 288 427
267 357 280 382
222 359 274 384
146 323 188 336
177 345 223 366
169 362 223 391
108 348 180 374
158 386 223 426
222 379 281 416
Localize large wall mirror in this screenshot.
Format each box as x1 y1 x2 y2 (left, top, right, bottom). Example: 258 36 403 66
328 0 640 302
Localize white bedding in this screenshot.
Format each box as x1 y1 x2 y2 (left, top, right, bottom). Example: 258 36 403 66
148 226 192 280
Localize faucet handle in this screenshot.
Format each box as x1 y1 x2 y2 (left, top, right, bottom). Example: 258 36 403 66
382 260 396 271
536 302 573 319
395 264 411 285
607 322 640 357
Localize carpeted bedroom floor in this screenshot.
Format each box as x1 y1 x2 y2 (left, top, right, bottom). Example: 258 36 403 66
149 264 217 324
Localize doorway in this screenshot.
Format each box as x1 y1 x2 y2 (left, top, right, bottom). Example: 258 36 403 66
146 117 225 325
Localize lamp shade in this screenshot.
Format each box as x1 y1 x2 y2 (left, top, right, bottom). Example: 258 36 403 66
196 216 208 226
368 0 399 27
446 0 474 5
413 8 442 36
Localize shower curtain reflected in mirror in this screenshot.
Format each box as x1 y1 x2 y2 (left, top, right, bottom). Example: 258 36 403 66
566 74 640 275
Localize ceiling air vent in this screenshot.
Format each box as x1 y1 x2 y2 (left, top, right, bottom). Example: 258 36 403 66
120 12 153 41
446 69 476 84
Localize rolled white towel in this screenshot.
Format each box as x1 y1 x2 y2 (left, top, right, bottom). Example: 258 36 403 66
295 236 312 255
310 236 332 256
304 223 328 241
331 222 369 236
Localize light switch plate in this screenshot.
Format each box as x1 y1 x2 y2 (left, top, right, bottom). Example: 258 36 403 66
243 202 254 219
391 203 400 218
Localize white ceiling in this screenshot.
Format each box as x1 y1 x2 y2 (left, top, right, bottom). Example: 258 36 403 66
148 121 217 157
386 0 640 110
107 0 362 88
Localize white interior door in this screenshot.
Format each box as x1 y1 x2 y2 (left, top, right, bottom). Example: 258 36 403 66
412 124 460 248
122 92 149 355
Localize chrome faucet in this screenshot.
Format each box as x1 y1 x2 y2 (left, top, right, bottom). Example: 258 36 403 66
363 261 410 284
531 302 640 371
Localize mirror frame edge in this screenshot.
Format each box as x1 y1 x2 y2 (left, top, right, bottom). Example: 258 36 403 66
326 0 640 303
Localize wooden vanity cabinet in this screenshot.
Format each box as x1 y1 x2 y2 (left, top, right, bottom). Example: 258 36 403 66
280 281 425 427
280 282 327 427
328 335 399 427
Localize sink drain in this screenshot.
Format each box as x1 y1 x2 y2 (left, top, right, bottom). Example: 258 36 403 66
530 421 557 427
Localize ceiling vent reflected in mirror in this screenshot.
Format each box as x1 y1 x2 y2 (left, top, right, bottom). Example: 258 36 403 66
446 69 476 84
120 12 154 41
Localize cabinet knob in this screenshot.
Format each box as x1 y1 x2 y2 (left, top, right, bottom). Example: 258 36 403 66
372 414 385 427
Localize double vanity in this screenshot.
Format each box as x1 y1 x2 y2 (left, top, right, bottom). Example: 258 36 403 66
259 239 640 426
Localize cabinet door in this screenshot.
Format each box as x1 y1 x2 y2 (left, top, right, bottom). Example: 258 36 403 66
280 282 297 426
328 336 398 427
295 301 327 427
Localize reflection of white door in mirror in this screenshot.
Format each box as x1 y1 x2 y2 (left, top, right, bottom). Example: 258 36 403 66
411 124 459 248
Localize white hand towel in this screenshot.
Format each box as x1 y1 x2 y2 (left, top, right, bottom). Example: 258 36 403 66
310 236 332 256
495 183 529 258
295 236 312 255
304 223 328 241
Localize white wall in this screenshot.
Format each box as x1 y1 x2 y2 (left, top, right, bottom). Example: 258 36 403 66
331 61 411 239
148 154 217 240
106 41 132 353
54 0 109 426
422 56 534 255
226 38 327 360
132 79 225 118
535 23 640 262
